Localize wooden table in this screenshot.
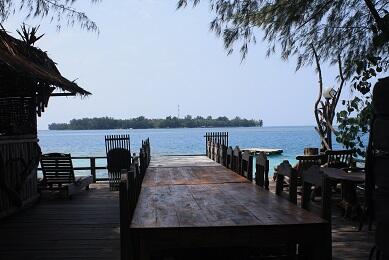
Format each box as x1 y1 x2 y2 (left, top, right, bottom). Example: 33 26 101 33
321 167 365 221
130 156 331 260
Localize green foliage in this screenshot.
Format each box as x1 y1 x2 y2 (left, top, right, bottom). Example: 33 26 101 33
48 116 263 130
335 56 383 157
178 0 389 77
336 95 372 157
0 0 99 31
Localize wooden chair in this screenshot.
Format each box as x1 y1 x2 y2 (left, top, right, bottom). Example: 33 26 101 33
40 153 93 198
105 134 131 155
296 154 326 183
105 135 131 190
324 150 356 217
207 140 212 159
232 146 242 174
276 155 325 204
255 152 269 189
219 144 227 166
215 143 221 164
226 146 233 169
296 154 326 202
142 138 151 166
296 154 326 173
301 165 325 210
107 148 132 191
210 142 215 161
213 143 219 162
325 149 353 169
275 160 298 204
240 151 253 181
139 148 147 178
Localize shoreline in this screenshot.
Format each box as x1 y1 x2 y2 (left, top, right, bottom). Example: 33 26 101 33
38 125 316 131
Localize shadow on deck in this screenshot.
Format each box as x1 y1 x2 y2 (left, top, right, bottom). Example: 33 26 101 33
0 183 120 260
0 181 374 260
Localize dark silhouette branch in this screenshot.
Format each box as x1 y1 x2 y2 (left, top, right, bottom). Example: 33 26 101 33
364 0 384 29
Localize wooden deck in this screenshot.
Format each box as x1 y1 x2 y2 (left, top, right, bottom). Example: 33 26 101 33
0 184 120 260
0 155 375 260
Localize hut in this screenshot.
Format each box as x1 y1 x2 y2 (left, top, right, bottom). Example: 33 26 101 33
0 25 90 218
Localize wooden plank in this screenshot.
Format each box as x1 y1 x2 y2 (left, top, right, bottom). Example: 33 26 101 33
142 166 249 187
149 155 220 168
130 156 335 259
0 183 120 260
131 156 326 228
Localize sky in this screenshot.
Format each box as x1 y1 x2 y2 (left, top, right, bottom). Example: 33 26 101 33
4 0 350 129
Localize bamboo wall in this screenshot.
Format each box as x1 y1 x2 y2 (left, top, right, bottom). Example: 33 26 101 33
0 135 40 218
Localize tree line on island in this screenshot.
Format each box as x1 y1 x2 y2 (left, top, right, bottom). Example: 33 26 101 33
48 116 263 130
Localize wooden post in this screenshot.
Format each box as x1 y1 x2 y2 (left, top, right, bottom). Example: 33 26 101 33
248 155 253 181
304 147 319 155
90 157 96 183
289 168 298 204
128 169 136 217
276 174 284 196
265 159 269 189
205 132 208 156
302 182 312 210
119 171 129 260
321 175 332 223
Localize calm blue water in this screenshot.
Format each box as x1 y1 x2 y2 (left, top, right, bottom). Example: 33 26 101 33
37 126 344 178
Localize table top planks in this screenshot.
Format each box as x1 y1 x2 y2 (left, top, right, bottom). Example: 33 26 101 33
321 167 365 183
131 156 326 229
142 166 250 186
149 155 220 168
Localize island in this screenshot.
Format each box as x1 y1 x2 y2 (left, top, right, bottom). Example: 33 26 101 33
48 116 263 130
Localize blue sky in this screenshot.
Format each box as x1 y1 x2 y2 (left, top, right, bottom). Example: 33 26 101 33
4 0 349 129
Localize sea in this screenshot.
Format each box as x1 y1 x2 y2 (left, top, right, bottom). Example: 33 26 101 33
37 126 345 179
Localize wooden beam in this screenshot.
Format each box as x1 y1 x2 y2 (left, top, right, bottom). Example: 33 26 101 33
50 93 76 97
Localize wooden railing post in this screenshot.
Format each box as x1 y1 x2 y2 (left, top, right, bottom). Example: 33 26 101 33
119 170 129 260
205 132 208 156
90 157 96 183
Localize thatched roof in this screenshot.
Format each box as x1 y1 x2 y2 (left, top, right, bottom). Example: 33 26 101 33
0 26 91 96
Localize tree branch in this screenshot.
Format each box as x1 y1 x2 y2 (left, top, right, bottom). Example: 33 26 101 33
329 54 345 123
312 44 326 140
364 0 384 30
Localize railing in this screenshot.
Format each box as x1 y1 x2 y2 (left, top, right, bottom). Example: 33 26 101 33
38 156 108 183
204 132 229 156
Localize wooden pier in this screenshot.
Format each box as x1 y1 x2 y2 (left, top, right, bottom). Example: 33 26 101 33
241 147 283 155
0 156 374 260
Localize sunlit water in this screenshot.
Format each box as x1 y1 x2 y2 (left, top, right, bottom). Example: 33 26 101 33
38 126 344 178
